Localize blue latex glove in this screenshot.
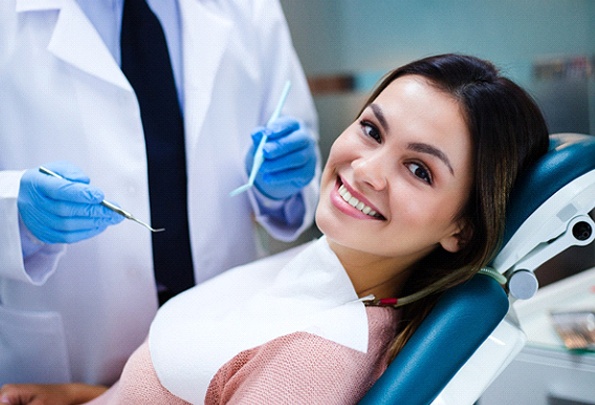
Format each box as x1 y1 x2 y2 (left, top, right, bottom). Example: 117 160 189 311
18 161 124 244
246 117 317 200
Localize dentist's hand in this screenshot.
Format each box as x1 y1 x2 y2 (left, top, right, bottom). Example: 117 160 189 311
246 117 317 200
18 161 124 244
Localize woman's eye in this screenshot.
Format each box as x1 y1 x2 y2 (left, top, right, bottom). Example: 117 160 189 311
360 120 381 143
406 162 432 184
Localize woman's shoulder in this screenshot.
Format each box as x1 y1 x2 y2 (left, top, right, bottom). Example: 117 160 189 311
366 306 401 341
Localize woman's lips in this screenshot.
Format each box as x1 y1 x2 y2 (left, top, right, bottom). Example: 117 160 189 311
331 178 385 220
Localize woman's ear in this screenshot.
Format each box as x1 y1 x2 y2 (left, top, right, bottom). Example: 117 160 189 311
439 218 473 253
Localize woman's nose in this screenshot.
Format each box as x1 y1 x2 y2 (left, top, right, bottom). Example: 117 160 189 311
351 153 388 191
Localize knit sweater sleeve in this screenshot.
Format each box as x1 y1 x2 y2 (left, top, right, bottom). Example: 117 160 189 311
205 307 399 405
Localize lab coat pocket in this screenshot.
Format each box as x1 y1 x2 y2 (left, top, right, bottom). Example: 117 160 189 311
0 304 71 384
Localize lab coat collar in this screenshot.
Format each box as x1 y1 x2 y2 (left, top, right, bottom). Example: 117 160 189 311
178 0 232 147
16 0 131 91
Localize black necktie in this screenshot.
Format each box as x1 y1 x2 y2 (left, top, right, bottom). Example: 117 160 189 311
120 0 195 305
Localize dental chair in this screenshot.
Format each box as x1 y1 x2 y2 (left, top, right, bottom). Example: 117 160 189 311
360 133 595 405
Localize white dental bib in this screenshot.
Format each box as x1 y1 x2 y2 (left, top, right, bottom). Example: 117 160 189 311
149 236 369 404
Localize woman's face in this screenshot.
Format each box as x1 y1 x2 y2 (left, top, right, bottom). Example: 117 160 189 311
316 75 474 283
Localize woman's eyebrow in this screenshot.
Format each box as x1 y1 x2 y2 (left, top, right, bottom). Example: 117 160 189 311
408 142 454 175
370 103 389 133
370 102 454 175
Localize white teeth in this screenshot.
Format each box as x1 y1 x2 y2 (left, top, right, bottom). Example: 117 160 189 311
338 185 380 218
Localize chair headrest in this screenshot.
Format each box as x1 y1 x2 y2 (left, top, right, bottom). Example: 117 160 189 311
502 133 595 247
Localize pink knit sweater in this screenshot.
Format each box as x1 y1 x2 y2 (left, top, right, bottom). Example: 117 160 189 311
85 306 398 404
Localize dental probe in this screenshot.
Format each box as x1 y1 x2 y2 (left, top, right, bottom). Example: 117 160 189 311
38 166 165 233
230 80 292 197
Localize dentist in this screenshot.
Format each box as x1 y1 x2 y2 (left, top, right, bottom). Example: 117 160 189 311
0 0 319 386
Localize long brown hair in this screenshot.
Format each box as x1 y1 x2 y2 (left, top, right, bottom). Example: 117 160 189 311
360 54 550 359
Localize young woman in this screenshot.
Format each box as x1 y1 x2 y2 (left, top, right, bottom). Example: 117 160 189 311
0 54 549 404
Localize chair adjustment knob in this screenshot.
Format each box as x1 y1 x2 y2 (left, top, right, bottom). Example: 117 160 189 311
508 269 539 300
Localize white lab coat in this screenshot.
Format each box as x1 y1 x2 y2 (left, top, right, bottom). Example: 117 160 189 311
0 0 319 385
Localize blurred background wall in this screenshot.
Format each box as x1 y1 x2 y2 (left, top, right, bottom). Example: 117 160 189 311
275 0 595 284
280 0 594 162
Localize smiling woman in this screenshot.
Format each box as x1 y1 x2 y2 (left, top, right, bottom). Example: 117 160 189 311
0 54 549 405
316 75 474 286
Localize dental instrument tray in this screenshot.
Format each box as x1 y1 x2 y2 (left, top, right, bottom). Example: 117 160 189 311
550 309 595 351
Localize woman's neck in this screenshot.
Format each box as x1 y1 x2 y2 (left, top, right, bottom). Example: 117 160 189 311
326 239 414 299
